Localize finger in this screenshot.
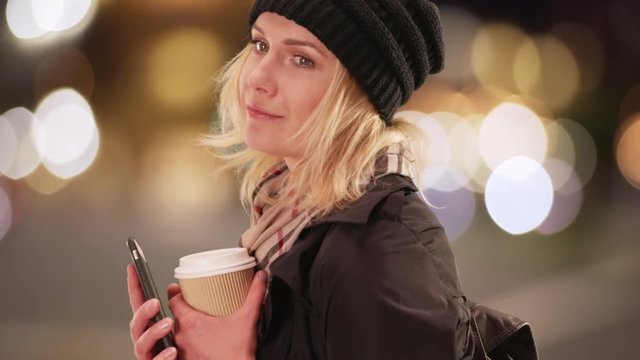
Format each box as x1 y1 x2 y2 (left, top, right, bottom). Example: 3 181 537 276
127 264 145 313
134 317 174 359
152 347 178 360
130 299 161 341
167 283 181 300
240 270 268 319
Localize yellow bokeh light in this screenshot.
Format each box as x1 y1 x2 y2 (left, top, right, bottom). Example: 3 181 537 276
147 28 225 108
551 22 606 92
461 84 513 115
24 165 71 195
616 114 640 190
531 35 580 111
403 78 457 114
513 37 542 94
472 22 529 92
136 127 236 223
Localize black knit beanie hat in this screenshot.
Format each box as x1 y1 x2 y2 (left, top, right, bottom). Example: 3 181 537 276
248 0 445 124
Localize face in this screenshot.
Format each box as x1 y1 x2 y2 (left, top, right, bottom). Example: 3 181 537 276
240 12 338 167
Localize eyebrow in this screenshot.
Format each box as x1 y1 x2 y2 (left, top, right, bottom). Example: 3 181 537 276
252 24 328 58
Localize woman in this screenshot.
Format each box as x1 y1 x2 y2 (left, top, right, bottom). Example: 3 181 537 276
128 1 476 359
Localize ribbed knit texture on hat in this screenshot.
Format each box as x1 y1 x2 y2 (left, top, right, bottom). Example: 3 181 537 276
249 0 445 124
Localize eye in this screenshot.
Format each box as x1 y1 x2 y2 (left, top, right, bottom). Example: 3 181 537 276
251 39 268 53
294 55 314 68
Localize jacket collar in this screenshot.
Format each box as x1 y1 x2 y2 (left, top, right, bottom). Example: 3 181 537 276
313 174 418 226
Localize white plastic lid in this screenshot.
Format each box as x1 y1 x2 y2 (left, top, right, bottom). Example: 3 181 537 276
174 247 256 278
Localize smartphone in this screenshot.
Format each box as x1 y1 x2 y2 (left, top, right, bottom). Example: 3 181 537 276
127 236 177 354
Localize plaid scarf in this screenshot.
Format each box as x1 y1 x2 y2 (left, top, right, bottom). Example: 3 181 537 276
240 142 416 273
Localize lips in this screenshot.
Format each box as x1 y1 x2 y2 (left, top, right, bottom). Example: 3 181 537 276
246 103 284 120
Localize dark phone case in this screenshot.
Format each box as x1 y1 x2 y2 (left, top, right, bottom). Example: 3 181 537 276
127 237 177 355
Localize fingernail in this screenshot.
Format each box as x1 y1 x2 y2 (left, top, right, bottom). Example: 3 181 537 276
165 347 177 359
147 298 159 309
159 318 173 330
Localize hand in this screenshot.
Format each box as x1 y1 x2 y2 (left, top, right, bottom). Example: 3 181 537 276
168 270 268 360
127 264 178 360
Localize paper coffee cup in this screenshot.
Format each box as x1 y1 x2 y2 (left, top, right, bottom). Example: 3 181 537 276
174 248 256 316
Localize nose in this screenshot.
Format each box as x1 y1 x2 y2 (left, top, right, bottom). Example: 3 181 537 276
246 53 278 97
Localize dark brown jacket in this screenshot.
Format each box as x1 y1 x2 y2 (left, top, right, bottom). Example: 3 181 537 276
256 174 537 360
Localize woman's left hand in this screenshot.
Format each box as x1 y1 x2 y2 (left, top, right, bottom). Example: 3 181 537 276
168 271 268 360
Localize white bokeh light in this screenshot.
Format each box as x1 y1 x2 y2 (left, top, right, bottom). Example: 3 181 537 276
485 156 554 235
397 111 450 189
49 0 93 31
1 108 41 179
33 88 100 179
6 0 94 39
479 102 548 170
6 0 47 39
32 0 64 31
0 116 18 175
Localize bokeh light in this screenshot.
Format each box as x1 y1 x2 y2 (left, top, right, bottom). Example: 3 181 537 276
147 28 225 108
616 114 640 190
425 187 476 241
446 117 481 191
403 79 458 114
0 183 12 242
513 37 542 94
478 102 548 170
397 111 450 190
546 121 577 176
136 128 236 223
6 0 95 40
531 35 580 111
544 158 577 193
34 47 95 101
33 88 100 179
24 165 72 195
620 83 640 120
0 107 41 179
462 85 513 115
537 163 583 235
485 156 554 235
557 118 598 186
0 115 19 176
472 22 529 92
551 22 605 92
6 0 47 39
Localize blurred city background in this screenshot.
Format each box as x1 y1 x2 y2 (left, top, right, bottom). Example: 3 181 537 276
0 0 639 359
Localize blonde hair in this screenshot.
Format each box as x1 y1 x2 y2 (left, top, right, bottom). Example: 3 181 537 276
203 44 428 219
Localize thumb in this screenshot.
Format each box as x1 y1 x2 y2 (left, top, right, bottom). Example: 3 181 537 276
241 270 268 319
